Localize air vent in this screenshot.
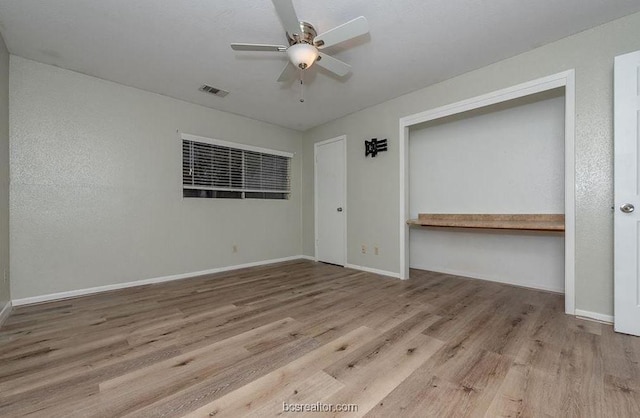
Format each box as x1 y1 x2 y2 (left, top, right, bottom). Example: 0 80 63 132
199 84 229 97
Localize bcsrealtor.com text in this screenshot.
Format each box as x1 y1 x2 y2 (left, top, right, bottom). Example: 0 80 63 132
283 402 358 413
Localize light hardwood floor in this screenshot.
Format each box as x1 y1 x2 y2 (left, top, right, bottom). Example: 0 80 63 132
0 260 639 417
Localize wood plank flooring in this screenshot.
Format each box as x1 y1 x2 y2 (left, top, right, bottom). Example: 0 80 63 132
0 260 639 417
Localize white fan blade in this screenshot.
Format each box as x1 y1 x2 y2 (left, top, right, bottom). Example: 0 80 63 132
277 62 298 82
314 16 369 49
316 52 351 77
272 0 302 36
231 43 287 52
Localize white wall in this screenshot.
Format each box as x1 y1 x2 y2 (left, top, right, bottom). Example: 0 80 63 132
302 11 640 317
409 93 565 292
0 32 9 310
9 56 303 300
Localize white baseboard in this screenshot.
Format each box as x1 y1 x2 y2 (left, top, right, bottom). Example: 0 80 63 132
345 263 401 279
575 309 614 324
6 255 617 327
0 301 12 328
12 255 308 307
411 265 565 294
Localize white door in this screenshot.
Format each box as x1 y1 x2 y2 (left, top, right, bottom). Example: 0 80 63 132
614 50 640 336
315 136 346 265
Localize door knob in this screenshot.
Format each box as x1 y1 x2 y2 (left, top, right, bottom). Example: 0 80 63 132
621 203 635 213
337 207 343 212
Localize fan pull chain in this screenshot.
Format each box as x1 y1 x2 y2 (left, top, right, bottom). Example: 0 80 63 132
299 69 304 103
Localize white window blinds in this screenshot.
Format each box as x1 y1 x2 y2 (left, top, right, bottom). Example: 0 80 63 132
181 133 292 199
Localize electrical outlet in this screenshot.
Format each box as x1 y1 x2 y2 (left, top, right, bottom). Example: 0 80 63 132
3 269 6 285
374 246 379 256
232 245 238 253
361 244 367 254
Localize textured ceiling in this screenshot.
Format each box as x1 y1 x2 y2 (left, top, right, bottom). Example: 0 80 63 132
0 0 639 131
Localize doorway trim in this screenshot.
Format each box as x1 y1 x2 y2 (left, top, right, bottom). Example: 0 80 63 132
398 70 576 315
314 135 348 265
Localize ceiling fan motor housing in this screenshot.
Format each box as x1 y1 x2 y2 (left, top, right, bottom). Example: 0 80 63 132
286 21 317 46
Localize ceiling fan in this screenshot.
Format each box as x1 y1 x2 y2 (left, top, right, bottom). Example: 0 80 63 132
230 0 369 84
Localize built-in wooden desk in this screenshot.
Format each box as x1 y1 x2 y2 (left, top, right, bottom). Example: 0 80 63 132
407 213 565 232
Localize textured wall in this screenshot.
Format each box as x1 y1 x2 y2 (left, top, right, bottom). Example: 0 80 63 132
10 56 303 300
0 33 8 307
302 11 640 317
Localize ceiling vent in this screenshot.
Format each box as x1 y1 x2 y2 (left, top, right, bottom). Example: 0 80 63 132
199 84 229 97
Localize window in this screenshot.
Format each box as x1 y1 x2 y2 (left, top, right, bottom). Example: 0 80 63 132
181 133 292 199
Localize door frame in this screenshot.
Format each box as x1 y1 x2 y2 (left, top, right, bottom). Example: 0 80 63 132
314 135 348 265
399 70 576 315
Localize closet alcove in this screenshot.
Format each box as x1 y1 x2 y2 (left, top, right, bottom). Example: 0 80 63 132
407 88 566 293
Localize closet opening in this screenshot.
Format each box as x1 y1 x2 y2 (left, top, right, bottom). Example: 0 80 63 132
399 71 576 314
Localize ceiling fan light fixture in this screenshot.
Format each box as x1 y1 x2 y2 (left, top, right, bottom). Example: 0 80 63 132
286 43 318 69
